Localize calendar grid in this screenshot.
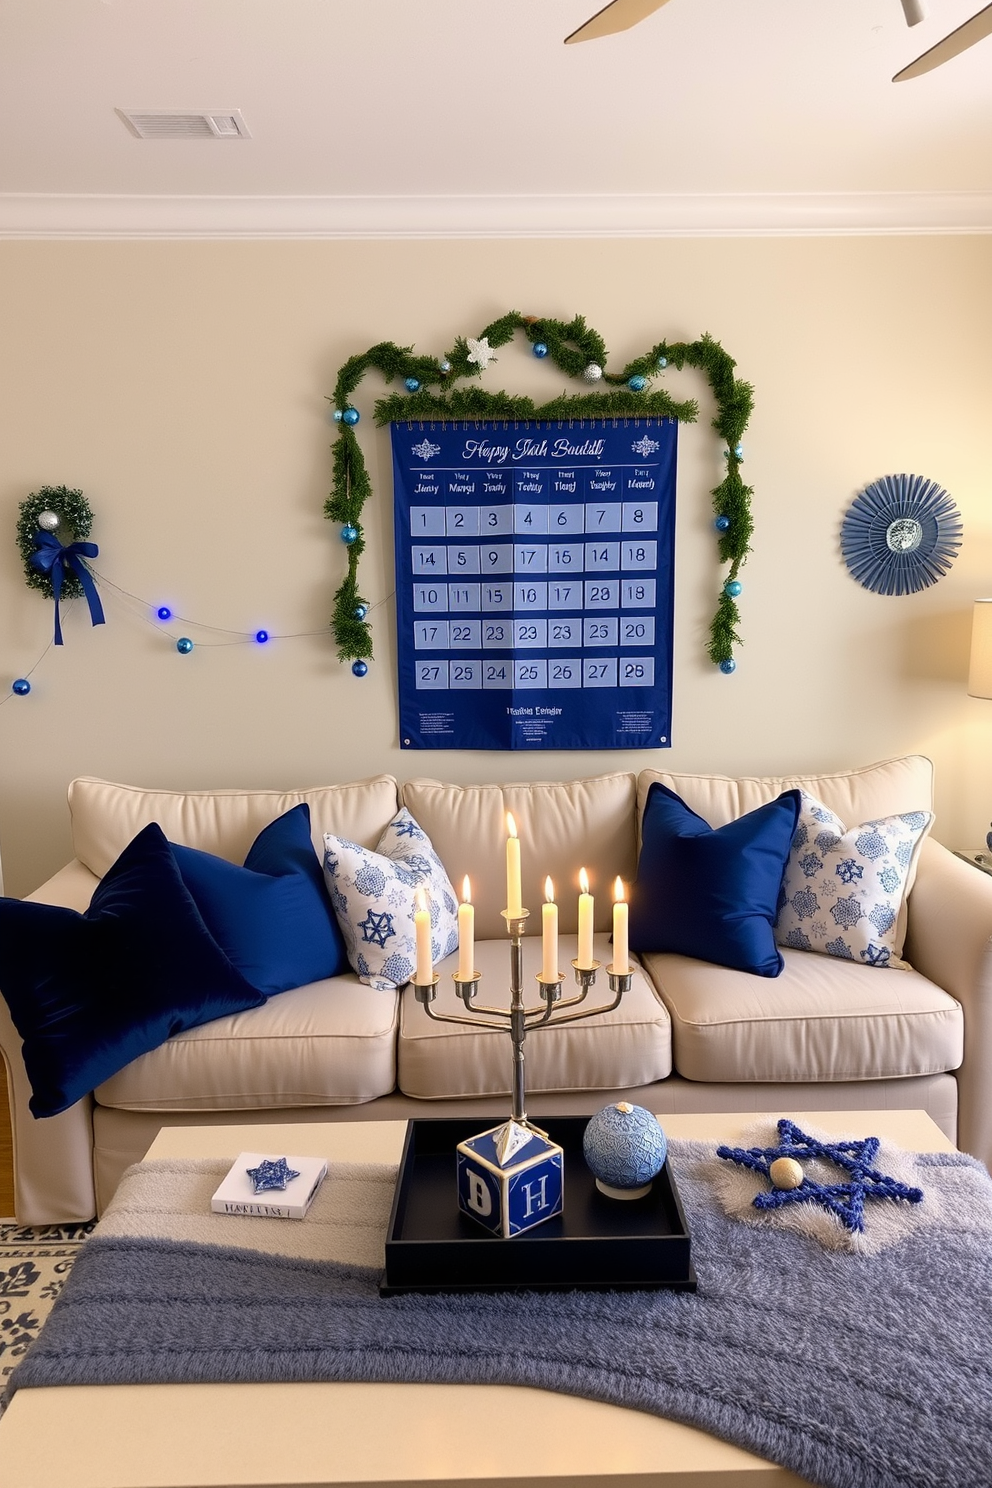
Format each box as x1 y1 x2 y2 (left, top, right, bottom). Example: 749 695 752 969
393 421 676 750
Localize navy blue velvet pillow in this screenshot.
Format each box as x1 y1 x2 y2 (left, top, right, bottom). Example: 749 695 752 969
0 823 265 1118
629 783 802 977
171 804 347 995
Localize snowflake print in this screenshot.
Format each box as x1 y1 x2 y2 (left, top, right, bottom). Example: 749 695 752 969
900 811 929 830
355 862 388 899
799 852 822 879
411 439 441 462
830 896 864 929
895 841 914 868
854 828 887 861
811 920 829 939
810 805 834 824
359 909 396 948
825 937 854 959
861 944 891 967
835 858 864 885
631 435 660 457
878 866 900 894
783 928 812 951
791 888 819 920
869 903 896 936
792 824 809 849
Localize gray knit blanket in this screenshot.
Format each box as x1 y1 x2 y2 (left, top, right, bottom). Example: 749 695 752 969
6 1138 992 1488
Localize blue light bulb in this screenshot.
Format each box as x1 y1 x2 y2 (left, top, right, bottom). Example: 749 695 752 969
156 606 172 621
255 630 269 644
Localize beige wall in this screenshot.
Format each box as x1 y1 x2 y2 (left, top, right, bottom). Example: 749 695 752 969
1 236 991 897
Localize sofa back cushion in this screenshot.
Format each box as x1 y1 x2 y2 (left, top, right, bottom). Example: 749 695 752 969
638 756 934 837
400 774 638 939
68 776 400 879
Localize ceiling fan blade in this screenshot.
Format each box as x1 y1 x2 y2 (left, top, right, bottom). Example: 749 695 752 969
565 0 674 45
894 0 992 79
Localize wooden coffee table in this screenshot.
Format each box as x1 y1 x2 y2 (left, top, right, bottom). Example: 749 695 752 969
0 1109 953 1488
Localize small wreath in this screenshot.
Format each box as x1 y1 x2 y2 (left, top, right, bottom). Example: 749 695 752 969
840 474 962 596
17 486 95 601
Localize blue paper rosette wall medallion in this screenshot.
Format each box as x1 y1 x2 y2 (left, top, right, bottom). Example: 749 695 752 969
840 474 963 596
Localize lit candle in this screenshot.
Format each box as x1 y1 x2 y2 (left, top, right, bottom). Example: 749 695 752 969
458 876 475 980
612 876 629 975
414 886 433 985
506 812 523 918
577 867 595 969
542 877 558 983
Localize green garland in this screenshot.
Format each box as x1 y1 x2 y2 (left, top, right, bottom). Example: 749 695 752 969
326 313 753 667
16 485 94 601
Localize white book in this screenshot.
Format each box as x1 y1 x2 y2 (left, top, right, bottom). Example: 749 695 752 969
210 1152 328 1219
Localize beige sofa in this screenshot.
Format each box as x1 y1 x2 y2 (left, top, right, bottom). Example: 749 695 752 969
2 754 991 1225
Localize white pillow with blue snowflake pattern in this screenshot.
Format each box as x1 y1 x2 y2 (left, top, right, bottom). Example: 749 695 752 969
774 791 933 970
322 808 459 991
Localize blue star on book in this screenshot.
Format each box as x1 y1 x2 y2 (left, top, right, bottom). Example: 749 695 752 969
360 908 395 947
246 1157 301 1194
716 1118 924 1233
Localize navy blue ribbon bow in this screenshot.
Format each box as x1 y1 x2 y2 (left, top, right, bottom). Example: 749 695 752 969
30 530 106 645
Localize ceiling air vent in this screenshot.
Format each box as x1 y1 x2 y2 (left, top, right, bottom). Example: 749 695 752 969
117 109 251 140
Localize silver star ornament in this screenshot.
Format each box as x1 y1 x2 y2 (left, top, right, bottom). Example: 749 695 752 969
466 336 497 370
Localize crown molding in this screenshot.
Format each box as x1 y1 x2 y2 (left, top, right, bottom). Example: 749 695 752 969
1 191 992 238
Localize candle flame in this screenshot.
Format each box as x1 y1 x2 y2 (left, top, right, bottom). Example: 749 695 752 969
614 876 626 904
544 876 555 903
461 875 471 904
506 812 517 839
579 867 589 895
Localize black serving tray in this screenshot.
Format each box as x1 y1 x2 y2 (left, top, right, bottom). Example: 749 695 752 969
380 1115 696 1296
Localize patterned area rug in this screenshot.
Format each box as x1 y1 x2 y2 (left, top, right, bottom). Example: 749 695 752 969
0 1219 95 1386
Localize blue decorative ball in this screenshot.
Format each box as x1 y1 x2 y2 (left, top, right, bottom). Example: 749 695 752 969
342 407 360 426
352 659 369 678
176 637 194 655
733 444 744 461
533 342 549 359
583 1103 667 1198
340 525 359 545
714 515 731 532
156 606 172 620
404 377 421 393
628 375 647 392
353 603 369 621
724 580 743 597
254 629 269 644
11 678 31 696
439 359 451 374
719 657 737 674
657 355 668 368
332 409 344 423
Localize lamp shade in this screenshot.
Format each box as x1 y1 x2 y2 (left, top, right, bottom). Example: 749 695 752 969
968 600 992 699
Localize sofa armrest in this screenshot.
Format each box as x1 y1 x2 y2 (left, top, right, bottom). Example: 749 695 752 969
1 859 100 1223
903 837 992 1170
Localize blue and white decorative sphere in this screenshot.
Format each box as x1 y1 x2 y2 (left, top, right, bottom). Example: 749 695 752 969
340 524 359 545
582 1102 667 1200
332 409 344 422
657 356 668 368
404 377 421 393
342 407 360 426
176 637 194 655
734 444 744 461
724 579 743 598
352 659 368 678
353 603 368 621
439 359 451 374
628 374 646 392
532 342 549 359
11 678 31 696
714 515 731 532
719 657 737 674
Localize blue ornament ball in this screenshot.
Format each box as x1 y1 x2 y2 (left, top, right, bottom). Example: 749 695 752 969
583 1102 667 1198
657 355 668 368
156 606 172 620
352 659 369 678
342 407 360 426
714 515 731 532
332 409 344 423
353 603 369 621
404 377 421 393
628 374 647 392
532 342 549 359
724 580 743 597
439 359 451 374
254 630 269 644
176 637 194 655
340 524 359 545
11 678 31 696
719 657 737 674
734 444 745 461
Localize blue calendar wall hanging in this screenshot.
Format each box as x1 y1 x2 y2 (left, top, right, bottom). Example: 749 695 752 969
392 419 677 751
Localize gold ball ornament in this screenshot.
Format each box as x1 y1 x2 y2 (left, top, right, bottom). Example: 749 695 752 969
769 1157 804 1190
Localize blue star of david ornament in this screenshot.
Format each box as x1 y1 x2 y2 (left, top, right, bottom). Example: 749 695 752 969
245 1157 301 1194
717 1118 924 1233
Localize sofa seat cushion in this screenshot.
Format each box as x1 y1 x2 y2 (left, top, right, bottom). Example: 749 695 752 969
397 933 671 1099
94 976 399 1112
641 947 963 1084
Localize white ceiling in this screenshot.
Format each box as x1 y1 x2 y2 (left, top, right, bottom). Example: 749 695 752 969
2 0 992 236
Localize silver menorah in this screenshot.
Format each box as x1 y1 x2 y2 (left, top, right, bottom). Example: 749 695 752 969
414 909 632 1132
